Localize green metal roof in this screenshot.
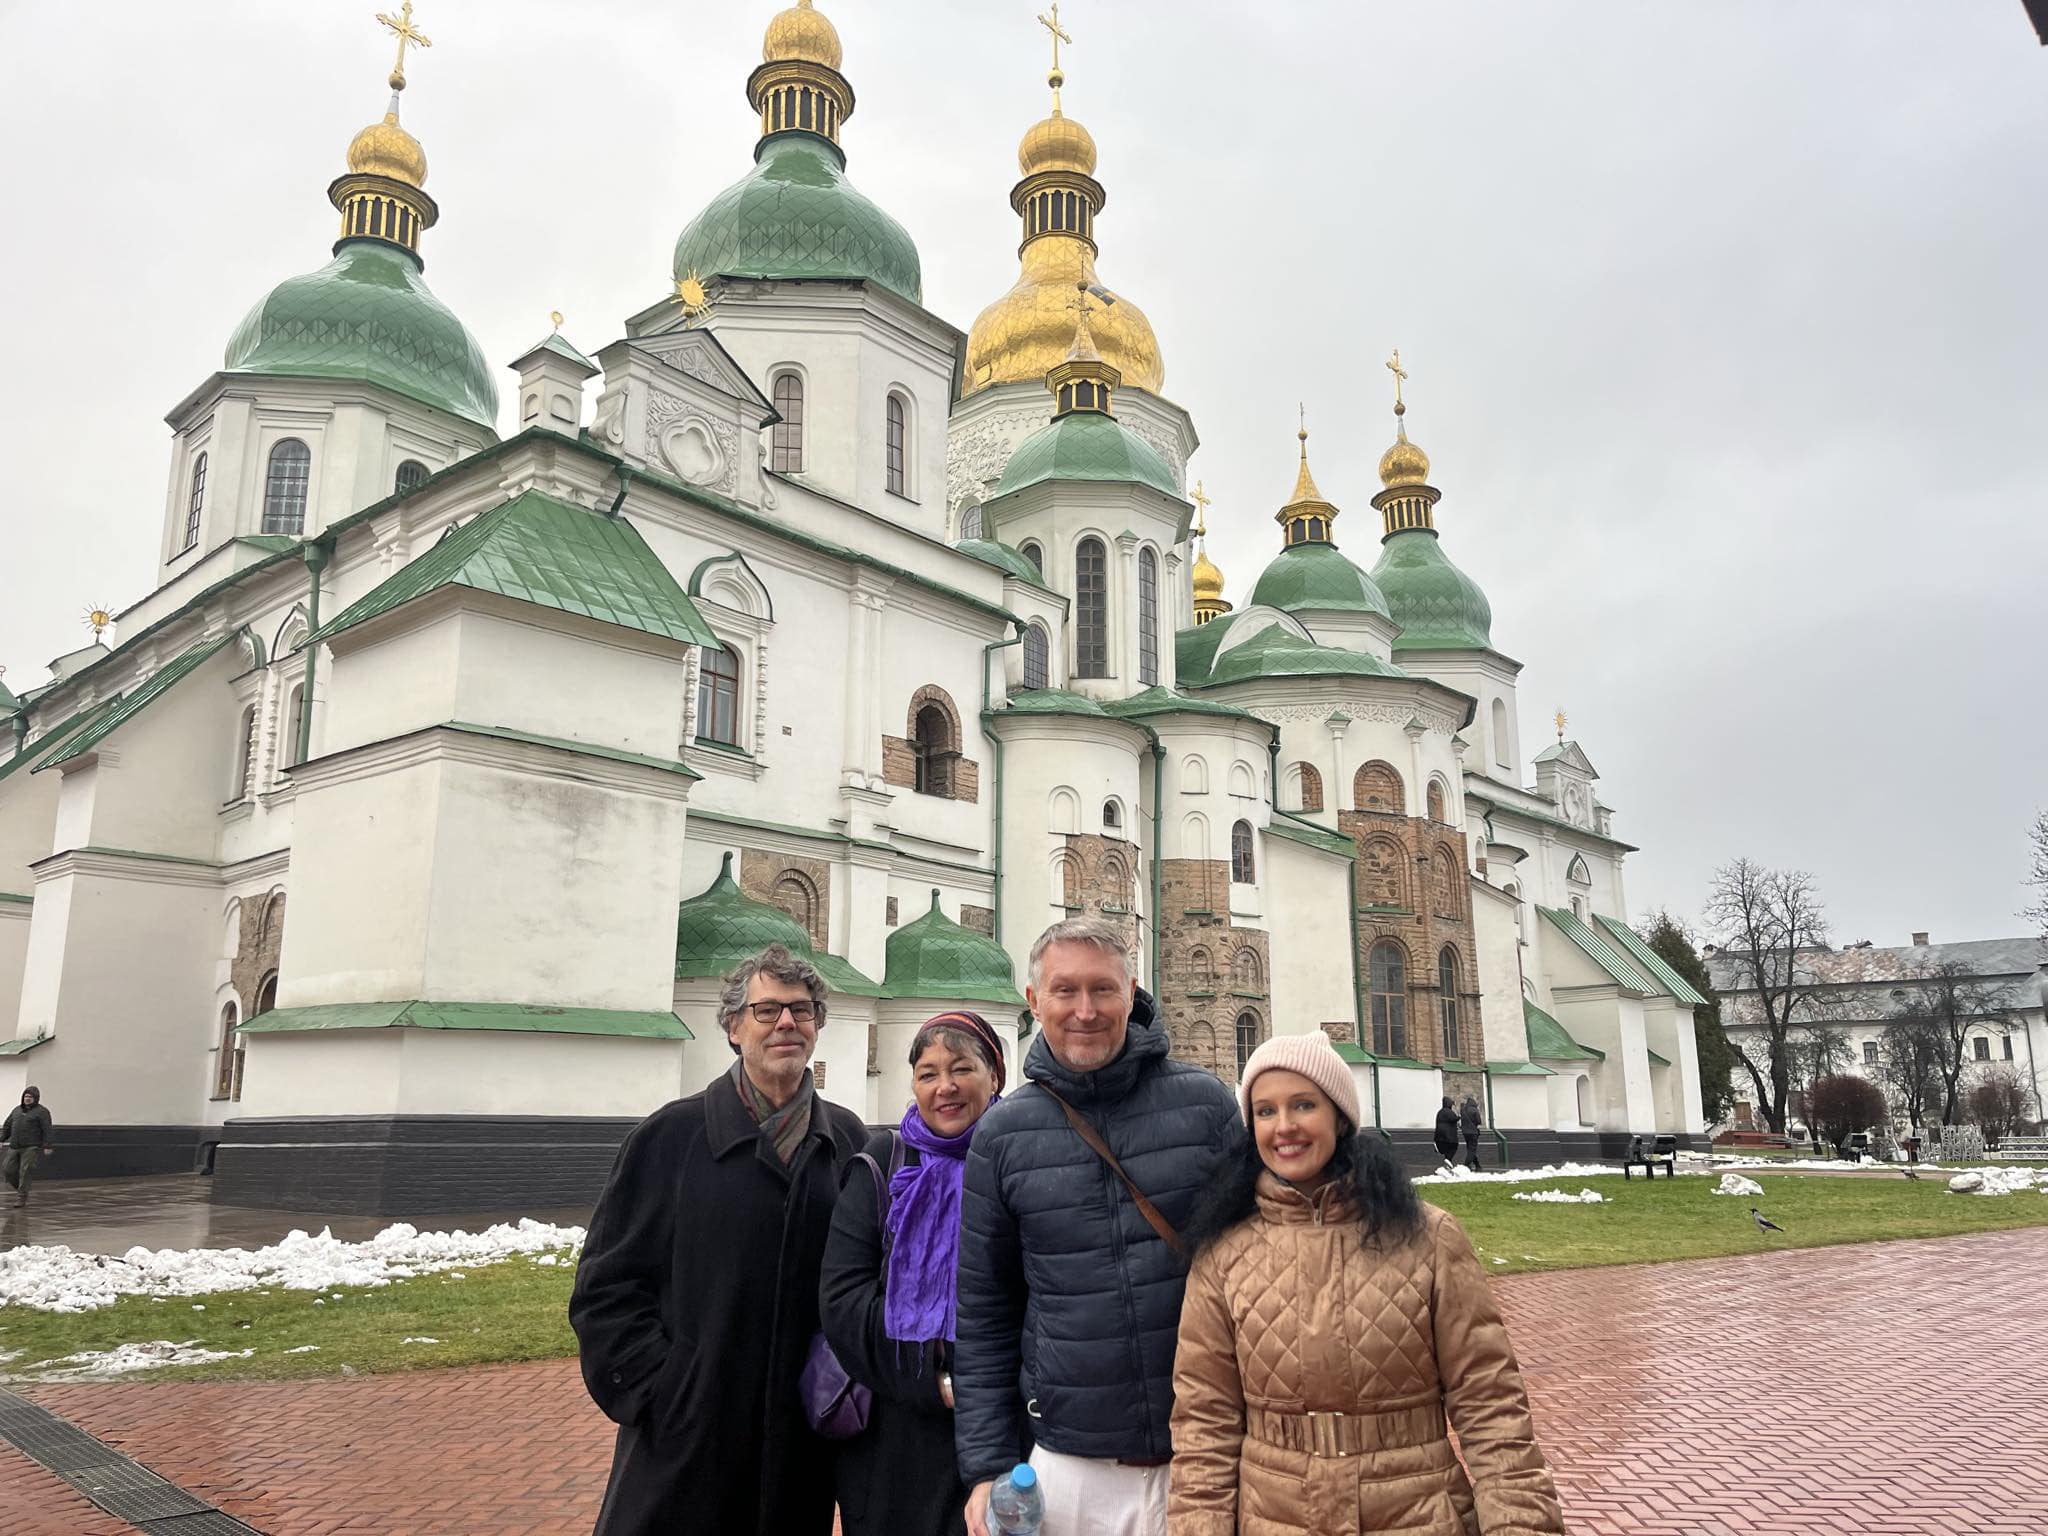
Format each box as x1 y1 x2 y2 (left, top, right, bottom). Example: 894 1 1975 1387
225 239 498 430
315 491 718 648
1538 905 1658 993
37 633 238 772
522 331 599 373
1180 619 1410 688
0 675 21 715
235 535 302 556
673 133 922 304
994 410 1181 501
1247 542 1391 618
1369 529 1492 652
236 1000 691 1038
1099 686 1261 723
996 686 1112 718
0 892 30 906
955 538 1052 588
1265 818 1355 858
1645 1046 1672 1067
0 1034 50 1057
1331 1041 1374 1065
1486 1058 1556 1077
1523 997 1605 1061
881 890 1025 1006
674 852 881 996
1592 915 1712 1006
0 700 123 786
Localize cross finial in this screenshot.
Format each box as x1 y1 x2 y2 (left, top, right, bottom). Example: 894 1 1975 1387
1191 479 1212 538
1038 3 1072 93
1386 348 1408 416
377 1 432 93
1554 708 1568 743
1297 402 1309 457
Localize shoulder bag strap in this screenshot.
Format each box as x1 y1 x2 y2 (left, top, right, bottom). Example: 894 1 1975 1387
1039 1084 1187 1261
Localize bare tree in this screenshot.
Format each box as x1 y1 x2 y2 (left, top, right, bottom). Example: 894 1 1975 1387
1875 1013 1945 1130
1807 1073 1887 1155
2025 810 2048 946
1891 962 2020 1126
1965 1065 2038 1148
1704 859 1833 1133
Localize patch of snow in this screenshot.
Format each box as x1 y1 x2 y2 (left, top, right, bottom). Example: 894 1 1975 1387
283 1345 321 1354
1415 1161 1622 1186
26 1340 257 1380
1510 1188 1607 1204
0 1217 585 1314
1950 1167 2046 1196
1713 1174 1765 1197
401 1336 441 1345
534 1254 559 1267
1490 1257 1507 1264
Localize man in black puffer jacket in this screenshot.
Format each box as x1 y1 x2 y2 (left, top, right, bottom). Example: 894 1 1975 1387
955 918 1238 1536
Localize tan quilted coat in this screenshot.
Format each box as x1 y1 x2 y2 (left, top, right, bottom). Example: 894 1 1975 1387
1168 1173 1564 1536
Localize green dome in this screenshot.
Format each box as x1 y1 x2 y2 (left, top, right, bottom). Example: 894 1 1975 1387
224 240 498 430
674 853 880 995
994 410 1181 500
1370 530 1493 651
882 891 1025 1006
955 538 1049 587
1178 618 1409 688
1247 542 1391 617
673 134 922 304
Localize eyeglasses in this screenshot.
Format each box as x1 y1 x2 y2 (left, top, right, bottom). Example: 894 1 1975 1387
746 999 820 1024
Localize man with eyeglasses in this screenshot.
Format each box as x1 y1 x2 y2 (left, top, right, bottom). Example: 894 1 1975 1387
572 943 866 1536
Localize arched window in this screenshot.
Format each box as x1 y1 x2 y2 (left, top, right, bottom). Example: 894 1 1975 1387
1231 947 1262 993
394 458 430 496
263 439 311 535
1293 762 1324 814
1188 946 1216 991
281 684 306 770
1235 1013 1262 1077
770 373 804 472
771 871 821 944
1137 547 1159 686
1570 894 1587 922
912 703 952 795
1491 698 1511 768
182 452 208 551
1566 853 1592 885
1021 623 1050 691
1019 540 1044 577
254 970 278 1017
1053 849 1082 907
1180 754 1209 795
213 1000 241 1100
1354 760 1405 814
1359 835 1409 910
1432 846 1462 919
958 500 983 541
233 705 258 800
885 393 908 497
1075 537 1108 678
1439 947 1462 1059
1230 819 1255 883
1575 1074 1594 1126
1427 778 1447 823
698 644 741 746
1102 799 1121 831
1369 941 1408 1057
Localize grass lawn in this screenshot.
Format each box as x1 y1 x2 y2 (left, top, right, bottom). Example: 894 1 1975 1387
3 1175 2044 1383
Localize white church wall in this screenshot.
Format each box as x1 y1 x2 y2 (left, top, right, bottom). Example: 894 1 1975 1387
1551 992 1656 1133
1472 885 1526 1063
1643 997 1705 1133
1378 1062 1446 1129
1486 1073 1551 1133
1262 835 1351 1038
0 902 30 1044
0 763 63 893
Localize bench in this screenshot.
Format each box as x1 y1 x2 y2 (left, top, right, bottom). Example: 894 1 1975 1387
1988 1136 2048 1162
1623 1134 1677 1180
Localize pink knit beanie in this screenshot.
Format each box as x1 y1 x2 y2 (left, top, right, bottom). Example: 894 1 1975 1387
1236 1030 1361 1131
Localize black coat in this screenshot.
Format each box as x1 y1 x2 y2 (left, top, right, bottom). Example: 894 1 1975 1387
1461 1100 1483 1137
1434 1105 1460 1156
570 1077 867 1536
954 993 1239 1485
819 1131 984 1536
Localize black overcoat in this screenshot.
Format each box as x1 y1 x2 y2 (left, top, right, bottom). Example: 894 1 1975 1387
570 1078 866 1536
819 1131 979 1536
1434 1105 1461 1157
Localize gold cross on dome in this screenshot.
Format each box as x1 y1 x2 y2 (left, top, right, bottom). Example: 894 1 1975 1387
1554 708 1568 742
1038 4 1072 75
1190 479 1212 537
1386 348 1407 410
377 1 432 91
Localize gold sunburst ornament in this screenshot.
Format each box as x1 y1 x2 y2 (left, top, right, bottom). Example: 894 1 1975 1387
84 605 114 642
674 271 711 318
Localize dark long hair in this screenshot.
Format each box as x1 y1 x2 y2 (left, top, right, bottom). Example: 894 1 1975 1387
1184 1118 1424 1258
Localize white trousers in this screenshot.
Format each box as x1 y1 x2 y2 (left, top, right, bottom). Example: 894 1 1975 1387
1026 1444 1170 1536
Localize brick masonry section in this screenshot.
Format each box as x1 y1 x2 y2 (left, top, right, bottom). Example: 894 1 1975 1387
1156 857 1270 1079
739 847 832 950
6 1228 2043 1533
1339 804 1483 1068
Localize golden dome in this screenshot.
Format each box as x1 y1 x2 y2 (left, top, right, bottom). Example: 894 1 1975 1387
1192 547 1225 602
965 244 1163 395
347 111 427 188
1378 422 1431 489
1019 108 1097 178
763 0 842 69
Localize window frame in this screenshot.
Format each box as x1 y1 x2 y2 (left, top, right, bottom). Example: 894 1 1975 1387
1438 947 1461 1059
770 372 805 474
181 451 208 552
1229 819 1256 884
885 392 909 498
1021 623 1050 691
697 643 743 748
1369 941 1408 1057
1235 1012 1261 1077
394 458 430 496
262 438 312 536
1074 536 1109 679
1137 546 1160 686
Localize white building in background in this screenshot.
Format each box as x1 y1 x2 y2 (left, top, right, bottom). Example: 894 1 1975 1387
0 3 1703 1212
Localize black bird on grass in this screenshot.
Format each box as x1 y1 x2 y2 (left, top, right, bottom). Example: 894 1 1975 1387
1751 1206 1786 1234
1901 1167 1921 1181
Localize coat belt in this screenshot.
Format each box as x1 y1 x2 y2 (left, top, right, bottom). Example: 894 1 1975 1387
1245 1403 1444 1459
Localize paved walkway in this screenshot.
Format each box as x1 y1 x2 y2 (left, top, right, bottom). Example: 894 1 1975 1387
4 1227 2043 1534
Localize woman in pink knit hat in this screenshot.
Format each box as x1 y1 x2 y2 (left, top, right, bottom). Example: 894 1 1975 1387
1168 1031 1562 1535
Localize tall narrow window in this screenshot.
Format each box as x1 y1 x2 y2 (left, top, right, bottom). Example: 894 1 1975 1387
1075 537 1108 678
1019 540 1044 577
394 458 429 496
1230 819 1255 883
182 452 208 551
213 1001 241 1100
233 705 258 800
1235 1013 1261 1077
885 394 908 497
1427 779 1447 823
771 374 804 473
1370 941 1408 1057
1021 623 1049 691
698 644 741 746
281 684 306 769
912 704 951 795
958 501 983 541
1138 547 1159 686
1439 947 1461 1059
263 439 311 535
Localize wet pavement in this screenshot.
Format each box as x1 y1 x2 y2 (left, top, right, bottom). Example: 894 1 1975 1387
0 1175 593 1256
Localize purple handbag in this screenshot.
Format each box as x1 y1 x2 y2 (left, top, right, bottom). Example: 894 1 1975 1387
802 1141 900 1440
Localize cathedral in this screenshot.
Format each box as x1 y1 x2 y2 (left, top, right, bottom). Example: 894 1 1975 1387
0 2 1705 1213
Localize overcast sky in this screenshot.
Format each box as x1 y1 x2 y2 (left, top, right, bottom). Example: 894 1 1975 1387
1 2 2042 947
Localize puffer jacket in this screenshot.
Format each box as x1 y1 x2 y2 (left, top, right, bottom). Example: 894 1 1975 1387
1169 1173 1563 1536
954 991 1239 1485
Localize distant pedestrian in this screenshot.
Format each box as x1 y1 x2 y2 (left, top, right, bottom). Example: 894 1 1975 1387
2 1087 54 1205
570 945 867 1536
1460 1094 1484 1172
1433 1096 1460 1168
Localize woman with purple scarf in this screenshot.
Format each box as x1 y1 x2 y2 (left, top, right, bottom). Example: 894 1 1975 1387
821 1010 1016 1536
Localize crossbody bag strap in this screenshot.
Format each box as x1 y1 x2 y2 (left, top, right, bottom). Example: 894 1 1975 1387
1039 1085 1187 1261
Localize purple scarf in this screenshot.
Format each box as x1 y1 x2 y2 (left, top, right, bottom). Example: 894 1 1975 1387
883 1096 997 1343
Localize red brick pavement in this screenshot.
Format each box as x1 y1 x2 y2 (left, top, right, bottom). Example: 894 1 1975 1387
4 1227 2044 1534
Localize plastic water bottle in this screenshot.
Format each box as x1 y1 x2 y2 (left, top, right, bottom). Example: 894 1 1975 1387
988 1461 1044 1535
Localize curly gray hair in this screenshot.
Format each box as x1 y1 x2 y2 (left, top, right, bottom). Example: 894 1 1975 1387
718 944 828 1050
